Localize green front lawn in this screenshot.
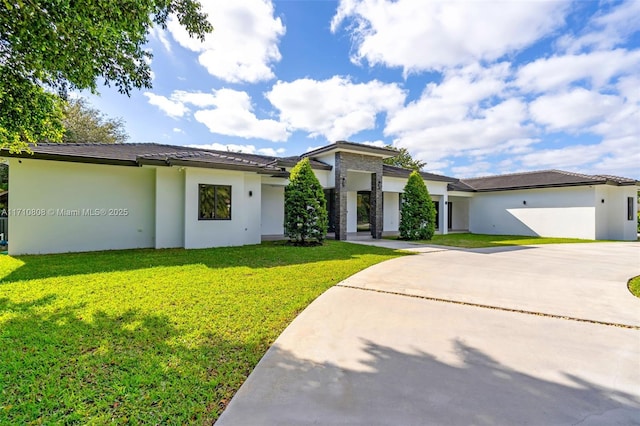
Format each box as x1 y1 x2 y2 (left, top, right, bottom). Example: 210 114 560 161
405 232 596 248
0 241 405 424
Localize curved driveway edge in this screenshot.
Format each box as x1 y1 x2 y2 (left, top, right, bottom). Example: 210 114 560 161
217 243 640 425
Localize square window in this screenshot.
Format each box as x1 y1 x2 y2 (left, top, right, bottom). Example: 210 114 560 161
199 184 231 220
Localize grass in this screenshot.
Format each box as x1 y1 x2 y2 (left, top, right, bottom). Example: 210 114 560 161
0 241 405 424
389 232 597 248
628 276 640 298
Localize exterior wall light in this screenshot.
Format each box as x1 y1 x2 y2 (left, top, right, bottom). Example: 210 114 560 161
601 199 605 203
249 190 253 197
523 200 527 205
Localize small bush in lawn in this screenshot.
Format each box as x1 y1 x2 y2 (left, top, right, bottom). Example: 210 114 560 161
399 170 436 240
284 158 328 245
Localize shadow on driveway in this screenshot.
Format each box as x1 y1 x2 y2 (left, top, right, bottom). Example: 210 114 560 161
218 338 640 425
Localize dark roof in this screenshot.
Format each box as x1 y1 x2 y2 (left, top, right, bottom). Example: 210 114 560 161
447 180 476 192
272 156 332 170
0 143 331 174
382 165 457 182
459 170 638 192
304 141 396 158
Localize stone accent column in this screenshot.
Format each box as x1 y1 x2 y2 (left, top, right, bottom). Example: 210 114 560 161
334 153 348 240
370 172 383 239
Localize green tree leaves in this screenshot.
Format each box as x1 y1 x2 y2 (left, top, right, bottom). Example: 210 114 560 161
0 0 211 151
0 69 65 152
399 171 436 240
62 98 128 144
383 146 426 171
284 158 328 245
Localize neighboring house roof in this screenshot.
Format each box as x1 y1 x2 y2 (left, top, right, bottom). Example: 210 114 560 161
0 143 331 175
382 165 457 183
303 140 396 159
458 170 639 192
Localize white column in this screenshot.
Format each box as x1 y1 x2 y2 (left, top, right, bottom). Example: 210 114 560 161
441 193 448 235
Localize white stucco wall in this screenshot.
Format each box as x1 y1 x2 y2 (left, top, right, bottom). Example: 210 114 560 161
450 197 470 230
313 169 331 188
314 153 335 188
183 168 261 249
382 176 447 196
8 158 155 254
347 191 357 232
383 192 400 232
244 174 262 243
469 186 597 239
155 167 185 248
261 184 284 235
425 181 447 196
595 185 638 240
382 176 406 193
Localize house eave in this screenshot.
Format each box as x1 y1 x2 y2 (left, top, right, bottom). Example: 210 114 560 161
470 181 627 192
303 141 395 159
3 151 139 167
165 159 278 174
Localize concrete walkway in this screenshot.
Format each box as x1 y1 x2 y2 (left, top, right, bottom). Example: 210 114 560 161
217 242 640 425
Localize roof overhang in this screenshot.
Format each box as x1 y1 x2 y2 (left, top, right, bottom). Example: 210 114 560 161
469 181 639 192
303 141 395 159
4 151 139 167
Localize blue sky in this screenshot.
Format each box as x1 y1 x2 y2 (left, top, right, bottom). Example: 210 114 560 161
85 0 640 179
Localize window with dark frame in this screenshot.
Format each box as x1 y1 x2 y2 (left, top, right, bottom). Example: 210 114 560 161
198 184 231 220
628 197 634 221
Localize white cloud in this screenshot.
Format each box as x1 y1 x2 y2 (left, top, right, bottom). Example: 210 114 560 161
331 0 568 73
361 140 387 148
150 26 172 53
145 89 289 141
516 49 640 93
171 91 218 108
187 143 286 157
529 88 623 131
192 89 289 141
305 145 323 153
516 144 611 170
452 162 492 178
167 0 285 83
256 147 287 156
266 76 406 141
384 64 534 164
143 92 189 118
386 63 510 133
558 0 640 53
172 127 184 133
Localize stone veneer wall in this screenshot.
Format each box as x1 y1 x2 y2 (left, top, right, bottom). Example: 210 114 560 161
334 152 383 240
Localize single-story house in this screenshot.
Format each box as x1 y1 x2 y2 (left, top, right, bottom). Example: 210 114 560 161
1 141 637 254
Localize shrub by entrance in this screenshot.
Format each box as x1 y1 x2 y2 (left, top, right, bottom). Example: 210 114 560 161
284 158 328 245
399 170 436 240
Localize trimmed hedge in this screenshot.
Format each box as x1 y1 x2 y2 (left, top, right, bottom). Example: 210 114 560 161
284 158 328 244
399 170 436 240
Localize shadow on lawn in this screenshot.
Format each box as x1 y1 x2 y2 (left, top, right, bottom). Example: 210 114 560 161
0 296 258 424
220 339 640 425
0 241 405 283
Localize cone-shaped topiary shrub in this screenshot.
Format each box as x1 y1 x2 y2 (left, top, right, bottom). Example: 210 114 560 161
399 170 436 240
284 158 328 245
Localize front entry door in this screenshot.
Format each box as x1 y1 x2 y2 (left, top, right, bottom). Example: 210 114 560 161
357 191 371 232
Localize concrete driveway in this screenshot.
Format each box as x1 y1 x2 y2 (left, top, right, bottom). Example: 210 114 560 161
217 242 640 425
